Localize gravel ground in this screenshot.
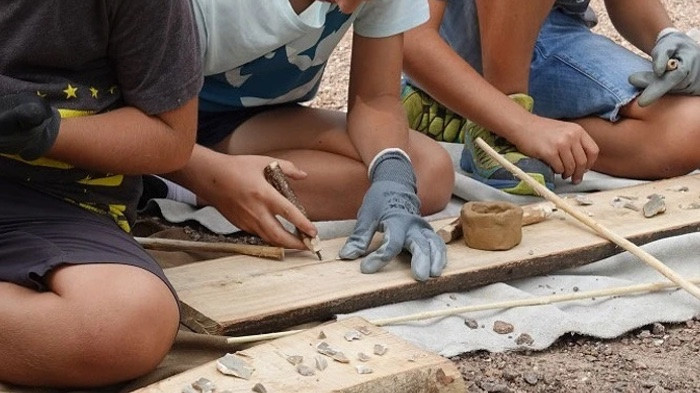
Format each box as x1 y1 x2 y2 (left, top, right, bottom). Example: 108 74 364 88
308 1 700 392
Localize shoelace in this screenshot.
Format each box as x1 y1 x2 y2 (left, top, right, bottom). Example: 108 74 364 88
469 123 519 168
419 99 466 137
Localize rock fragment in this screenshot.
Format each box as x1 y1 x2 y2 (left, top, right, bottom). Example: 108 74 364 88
373 343 388 356
216 353 255 380
252 383 268 393
191 377 216 393
493 321 514 334
296 363 316 376
643 194 666 218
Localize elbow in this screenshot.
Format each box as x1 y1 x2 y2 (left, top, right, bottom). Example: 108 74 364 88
161 133 196 173
167 143 196 173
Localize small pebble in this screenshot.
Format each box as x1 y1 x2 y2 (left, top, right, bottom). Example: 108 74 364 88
493 321 514 334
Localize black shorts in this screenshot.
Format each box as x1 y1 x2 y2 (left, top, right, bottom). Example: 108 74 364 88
0 178 175 295
197 104 298 147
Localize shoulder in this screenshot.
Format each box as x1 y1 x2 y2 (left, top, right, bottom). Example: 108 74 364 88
353 0 429 38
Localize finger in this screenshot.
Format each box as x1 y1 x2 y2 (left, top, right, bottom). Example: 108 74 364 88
582 134 599 171
272 191 317 238
628 71 654 89
636 70 687 107
423 228 447 277
404 230 430 281
570 143 589 185
651 47 674 76
339 216 379 260
360 223 404 273
546 156 565 177
558 148 576 180
275 159 308 180
0 102 47 130
254 212 307 250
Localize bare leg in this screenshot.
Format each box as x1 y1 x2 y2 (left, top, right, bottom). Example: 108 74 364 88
214 106 454 220
0 264 179 388
476 0 556 94
575 96 700 179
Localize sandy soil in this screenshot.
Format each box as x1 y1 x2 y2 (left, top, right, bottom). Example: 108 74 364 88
306 1 700 391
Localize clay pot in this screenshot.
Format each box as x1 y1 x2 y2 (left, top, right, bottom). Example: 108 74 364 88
461 201 523 251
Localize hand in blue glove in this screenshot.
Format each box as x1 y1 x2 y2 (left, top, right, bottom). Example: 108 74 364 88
0 93 61 160
339 149 447 281
629 29 700 106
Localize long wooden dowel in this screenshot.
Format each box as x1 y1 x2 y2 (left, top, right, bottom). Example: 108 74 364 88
225 277 700 345
372 278 700 326
135 237 285 261
475 137 700 300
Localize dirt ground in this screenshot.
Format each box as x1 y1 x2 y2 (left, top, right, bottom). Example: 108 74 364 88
305 1 700 392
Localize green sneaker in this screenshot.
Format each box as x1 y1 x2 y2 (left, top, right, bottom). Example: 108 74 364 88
401 82 467 143
459 93 555 195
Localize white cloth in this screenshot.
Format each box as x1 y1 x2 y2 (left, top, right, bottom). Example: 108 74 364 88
145 143 700 354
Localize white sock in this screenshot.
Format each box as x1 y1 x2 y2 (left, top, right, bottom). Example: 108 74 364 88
156 176 198 206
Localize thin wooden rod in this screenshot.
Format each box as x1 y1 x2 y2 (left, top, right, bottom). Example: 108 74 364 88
475 137 700 301
135 236 285 261
225 277 699 345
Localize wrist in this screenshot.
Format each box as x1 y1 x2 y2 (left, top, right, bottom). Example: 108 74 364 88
657 27 681 43
369 149 416 191
367 148 411 179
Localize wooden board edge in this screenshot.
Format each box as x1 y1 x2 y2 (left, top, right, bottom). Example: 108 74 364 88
189 221 700 336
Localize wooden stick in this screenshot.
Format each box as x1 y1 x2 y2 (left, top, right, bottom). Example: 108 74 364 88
475 137 700 300
264 161 323 260
666 58 679 71
437 201 555 243
371 277 700 326
135 236 285 261
225 277 700 344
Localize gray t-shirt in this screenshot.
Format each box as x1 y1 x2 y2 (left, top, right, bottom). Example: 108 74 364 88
0 0 203 231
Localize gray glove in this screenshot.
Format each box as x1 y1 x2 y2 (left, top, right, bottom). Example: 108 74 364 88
339 150 447 281
629 30 700 106
0 93 61 160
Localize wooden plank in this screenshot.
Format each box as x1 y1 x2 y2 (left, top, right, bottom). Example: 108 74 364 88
134 317 466 393
165 174 700 336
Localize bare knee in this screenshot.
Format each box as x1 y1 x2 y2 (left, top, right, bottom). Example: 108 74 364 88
59 272 179 386
410 136 455 215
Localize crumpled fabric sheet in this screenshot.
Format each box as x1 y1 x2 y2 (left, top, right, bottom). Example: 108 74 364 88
340 232 700 357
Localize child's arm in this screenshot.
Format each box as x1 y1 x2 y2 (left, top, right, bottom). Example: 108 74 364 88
346 32 409 164
47 99 198 175
403 0 597 184
340 32 446 281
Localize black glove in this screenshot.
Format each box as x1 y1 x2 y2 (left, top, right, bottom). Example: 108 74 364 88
0 93 61 160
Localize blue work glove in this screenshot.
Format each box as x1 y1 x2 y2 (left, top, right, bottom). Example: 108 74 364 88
629 29 700 106
0 93 61 160
339 150 447 281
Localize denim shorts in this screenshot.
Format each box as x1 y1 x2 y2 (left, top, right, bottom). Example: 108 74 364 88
530 9 652 121
0 178 175 296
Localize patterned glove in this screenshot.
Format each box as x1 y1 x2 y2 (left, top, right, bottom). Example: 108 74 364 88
0 93 61 160
339 149 447 281
629 29 700 106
